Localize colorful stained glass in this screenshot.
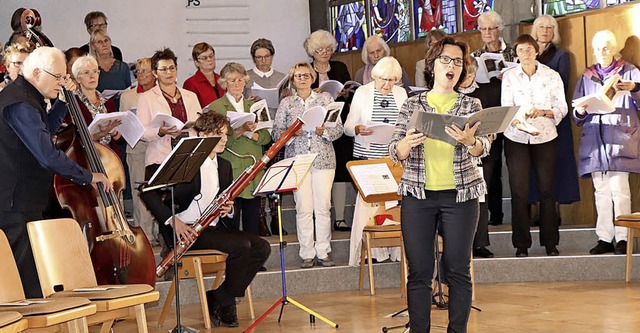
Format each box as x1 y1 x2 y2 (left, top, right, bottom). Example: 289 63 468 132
462 0 494 31
414 0 457 37
542 0 600 15
370 0 412 43
330 1 368 52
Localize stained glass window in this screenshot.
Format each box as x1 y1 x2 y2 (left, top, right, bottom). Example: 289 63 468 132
370 0 412 43
462 0 495 31
542 0 600 15
414 0 458 36
330 1 368 52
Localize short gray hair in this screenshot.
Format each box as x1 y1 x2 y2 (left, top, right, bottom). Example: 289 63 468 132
592 30 617 50
370 56 402 82
71 55 98 79
22 47 65 79
361 36 391 64
218 62 250 89
478 11 504 31
303 29 338 57
532 15 561 45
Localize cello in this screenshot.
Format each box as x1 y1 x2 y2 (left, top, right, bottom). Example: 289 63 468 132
21 9 156 286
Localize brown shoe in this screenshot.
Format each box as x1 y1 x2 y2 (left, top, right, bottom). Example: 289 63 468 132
258 216 271 237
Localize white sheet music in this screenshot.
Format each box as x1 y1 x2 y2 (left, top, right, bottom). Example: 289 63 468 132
253 153 317 195
360 121 395 149
88 111 145 148
150 114 194 131
349 163 398 197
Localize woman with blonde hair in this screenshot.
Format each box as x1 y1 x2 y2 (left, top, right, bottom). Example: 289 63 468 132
273 62 343 268
89 29 130 98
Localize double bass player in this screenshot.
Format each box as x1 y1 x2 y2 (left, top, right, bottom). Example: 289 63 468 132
0 46 111 298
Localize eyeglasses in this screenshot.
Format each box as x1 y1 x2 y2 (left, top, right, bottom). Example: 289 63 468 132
376 77 396 85
90 23 108 29
293 73 312 80
156 66 177 73
10 61 23 67
314 47 333 55
78 69 100 77
478 26 499 33
254 55 272 61
134 69 152 75
197 54 215 61
226 77 246 85
437 56 464 67
42 69 66 82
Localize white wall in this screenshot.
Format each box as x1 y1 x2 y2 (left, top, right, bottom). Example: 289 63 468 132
0 0 310 84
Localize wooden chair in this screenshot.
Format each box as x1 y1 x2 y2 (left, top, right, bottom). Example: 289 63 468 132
0 231 96 333
157 249 255 329
359 205 407 297
26 218 159 333
614 213 640 282
0 312 26 333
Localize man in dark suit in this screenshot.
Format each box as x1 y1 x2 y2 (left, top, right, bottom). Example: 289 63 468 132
140 111 270 328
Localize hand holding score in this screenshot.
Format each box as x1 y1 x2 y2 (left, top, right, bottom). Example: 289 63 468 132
395 128 425 160
444 122 479 146
355 124 373 136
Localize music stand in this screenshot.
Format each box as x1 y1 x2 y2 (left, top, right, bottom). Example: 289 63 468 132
243 153 339 332
143 136 220 333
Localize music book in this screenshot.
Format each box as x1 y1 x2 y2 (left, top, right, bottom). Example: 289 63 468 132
0 299 50 306
88 111 145 148
253 153 317 195
318 80 361 99
349 163 399 198
572 74 628 114
301 102 344 131
72 286 126 292
101 88 130 100
149 113 194 131
360 121 395 149
250 75 289 108
242 99 272 138
408 106 519 146
474 53 517 84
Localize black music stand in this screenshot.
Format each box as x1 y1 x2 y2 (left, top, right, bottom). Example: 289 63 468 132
243 153 339 332
143 136 220 333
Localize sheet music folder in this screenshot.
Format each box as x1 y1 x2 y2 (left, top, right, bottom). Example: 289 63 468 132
142 136 221 192
347 157 404 204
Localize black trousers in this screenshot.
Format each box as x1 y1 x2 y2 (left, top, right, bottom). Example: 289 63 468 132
474 134 503 248
504 138 559 249
191 223 270 297
232 197 261 236
0 211 44 298
402 192 478 333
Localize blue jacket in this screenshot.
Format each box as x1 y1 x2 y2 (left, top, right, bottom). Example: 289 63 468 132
573 60 640 177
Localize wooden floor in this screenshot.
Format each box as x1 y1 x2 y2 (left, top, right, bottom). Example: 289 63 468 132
113 280 640 333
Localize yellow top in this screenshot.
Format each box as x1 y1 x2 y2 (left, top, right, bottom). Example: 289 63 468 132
424 92 458 191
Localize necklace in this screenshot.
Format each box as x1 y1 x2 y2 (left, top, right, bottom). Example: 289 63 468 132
313 62 331 74
161 86 179 103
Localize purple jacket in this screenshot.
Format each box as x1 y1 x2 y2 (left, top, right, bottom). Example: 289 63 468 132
573 60 640 177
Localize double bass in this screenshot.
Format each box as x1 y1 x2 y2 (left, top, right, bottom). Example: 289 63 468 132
21 9 156 286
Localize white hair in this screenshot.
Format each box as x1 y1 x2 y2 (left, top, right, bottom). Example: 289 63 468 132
478 11 505 31
370 56 402 81
361 36 391 64
592 30 617 50
532 15 561 45
71 55 98 79
22 47 65 79
303 29 338 57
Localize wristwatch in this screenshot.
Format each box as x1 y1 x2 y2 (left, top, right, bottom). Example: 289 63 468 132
465 138 478 150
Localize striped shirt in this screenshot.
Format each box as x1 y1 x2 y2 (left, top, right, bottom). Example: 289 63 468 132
353 90 399 159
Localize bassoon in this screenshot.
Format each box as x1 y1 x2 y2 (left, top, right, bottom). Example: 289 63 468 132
156 117 304 277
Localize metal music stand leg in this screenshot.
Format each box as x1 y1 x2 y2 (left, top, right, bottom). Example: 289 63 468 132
243 193 338 332
168 186 198 333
